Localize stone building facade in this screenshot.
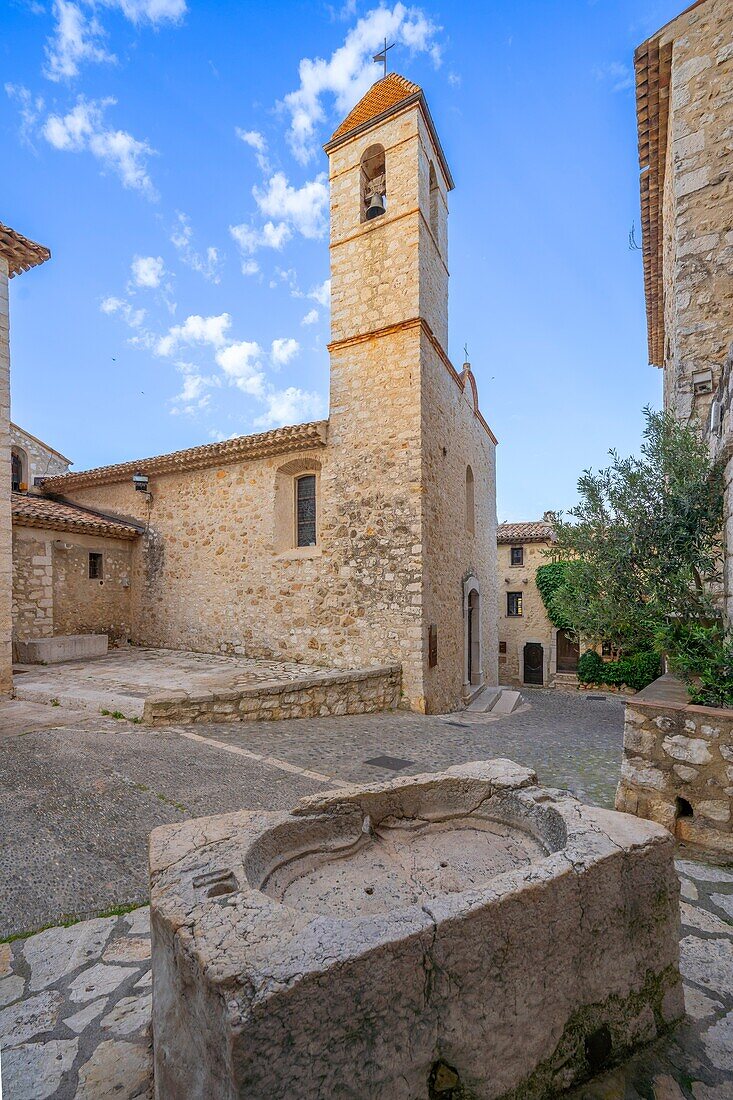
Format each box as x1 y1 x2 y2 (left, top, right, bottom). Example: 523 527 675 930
497 519 578 688
10 423 70 491
0 223 50 695
39 75 499 714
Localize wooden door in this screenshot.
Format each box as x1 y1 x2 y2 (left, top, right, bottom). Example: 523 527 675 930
523 643 544 685
557 630 579 672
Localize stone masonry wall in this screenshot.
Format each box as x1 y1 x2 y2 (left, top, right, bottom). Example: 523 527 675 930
12 526 133 649
659 0 733 425
616 676 733 856
497 539 556 687
0 259 12 694
10 424 69 487
143 664 401 726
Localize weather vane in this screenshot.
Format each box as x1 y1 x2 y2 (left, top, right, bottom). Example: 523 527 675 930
373 38 395 79
464 342 469 363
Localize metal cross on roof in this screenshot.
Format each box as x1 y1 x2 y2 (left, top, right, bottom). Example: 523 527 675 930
372 39 395 79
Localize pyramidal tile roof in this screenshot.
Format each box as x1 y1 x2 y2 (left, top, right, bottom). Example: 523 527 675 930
330 73 421 142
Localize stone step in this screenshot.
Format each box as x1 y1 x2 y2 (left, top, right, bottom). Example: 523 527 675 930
489 689 522 716
466 688 501 713
13 682 145 719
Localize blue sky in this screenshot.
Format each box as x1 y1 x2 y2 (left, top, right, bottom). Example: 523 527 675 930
2 0 685 521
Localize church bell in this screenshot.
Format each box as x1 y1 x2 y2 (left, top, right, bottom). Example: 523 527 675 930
366 193 385 220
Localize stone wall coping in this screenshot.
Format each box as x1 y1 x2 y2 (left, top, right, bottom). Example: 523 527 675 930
145 663 402 708
628 674 733 721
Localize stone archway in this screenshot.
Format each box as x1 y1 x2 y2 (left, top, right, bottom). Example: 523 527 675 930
463 577 482 690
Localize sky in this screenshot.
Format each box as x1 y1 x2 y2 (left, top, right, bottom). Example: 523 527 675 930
2 0 687 522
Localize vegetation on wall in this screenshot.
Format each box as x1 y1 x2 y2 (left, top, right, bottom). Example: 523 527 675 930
534 562 573 631
577 649 661 693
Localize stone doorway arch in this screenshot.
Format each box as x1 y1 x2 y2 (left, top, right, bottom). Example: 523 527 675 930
463 576 482 690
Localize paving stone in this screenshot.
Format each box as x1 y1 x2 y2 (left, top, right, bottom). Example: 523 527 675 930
74 1038 153 1099
676 861 733 884
64 997 108 1034
0 974 24 1006
653 1075 687 1100
100 993 152 1037
692 1083 733 1099
680 877 699 901
680 936 733 998
1 1038 78 1100
702 1010 733 1073
102 935 151 964
68 963 131 1004
681 902 733 935
0 941 12 978
684 985 724 1020
133 969 152 990
23 917 116 991
123 907 150 936
0 990 62 1046
710 893 733 921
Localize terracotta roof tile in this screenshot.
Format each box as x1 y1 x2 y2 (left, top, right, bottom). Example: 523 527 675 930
330 73 421 142
42 420 328 491
0 222 50 278
497 521 554 544
12 493 142 540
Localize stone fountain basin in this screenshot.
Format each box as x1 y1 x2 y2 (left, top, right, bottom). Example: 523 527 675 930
150 759 683 1100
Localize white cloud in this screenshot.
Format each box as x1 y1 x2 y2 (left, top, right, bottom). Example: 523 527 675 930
253 387 326 429
215 341 266 396
170 212 222 282
170 361 217 415
271 337 300 366
156 312 231 356
236 127 270 172
43 0 186 82
100 294 146 328
229 219 292 255
42 96 157 197
131 254 164 288
593 61 634 93
282 3 442 163
241 259 260 276
44 0 114 82
253 171 329 240
301 308 319 325
308 278 331 307
4 84 46 147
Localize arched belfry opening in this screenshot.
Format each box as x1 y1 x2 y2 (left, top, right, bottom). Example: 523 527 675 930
360 144 386 222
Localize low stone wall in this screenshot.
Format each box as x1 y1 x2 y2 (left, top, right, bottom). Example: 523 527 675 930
143 664 402 725
615 675 733 856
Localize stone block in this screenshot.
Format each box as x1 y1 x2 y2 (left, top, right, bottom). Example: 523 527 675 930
15 634 108 665
151 760 682 1100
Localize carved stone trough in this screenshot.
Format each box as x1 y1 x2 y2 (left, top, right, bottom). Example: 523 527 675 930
150 760 683 1099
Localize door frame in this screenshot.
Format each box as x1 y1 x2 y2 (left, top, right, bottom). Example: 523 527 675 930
463 576 483 690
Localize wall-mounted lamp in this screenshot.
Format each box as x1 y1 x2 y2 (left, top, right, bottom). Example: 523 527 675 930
132 473 149 492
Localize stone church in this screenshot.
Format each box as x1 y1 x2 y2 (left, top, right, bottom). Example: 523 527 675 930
13 74 498 714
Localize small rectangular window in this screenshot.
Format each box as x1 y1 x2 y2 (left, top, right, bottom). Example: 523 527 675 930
510 546 524 566
296 475 317 547
499 641 507 655
89 552 103 580
507 592 523 617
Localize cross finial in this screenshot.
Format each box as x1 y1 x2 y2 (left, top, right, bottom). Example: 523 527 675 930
372 38 395 79
463 342 469 364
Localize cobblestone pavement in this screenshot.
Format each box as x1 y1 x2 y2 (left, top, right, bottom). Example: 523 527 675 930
1 689 624 937
12 646 328 719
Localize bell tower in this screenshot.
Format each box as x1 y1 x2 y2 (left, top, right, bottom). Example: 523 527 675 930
318 74 497 714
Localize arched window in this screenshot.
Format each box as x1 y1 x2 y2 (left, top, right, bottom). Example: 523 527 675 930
465 465 475 534
429 161 439 239
11 449 25 492
360 144 386 223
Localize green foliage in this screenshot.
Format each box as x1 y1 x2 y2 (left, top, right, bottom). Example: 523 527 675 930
551 407 724 654
535 562 573 631
657 621 733 709
576 648 661 692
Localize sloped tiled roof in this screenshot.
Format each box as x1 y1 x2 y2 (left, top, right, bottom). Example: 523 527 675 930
497 521 554 544
12 493 142 540
0 222 50 278
330 73 421 141
42 420 329 491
